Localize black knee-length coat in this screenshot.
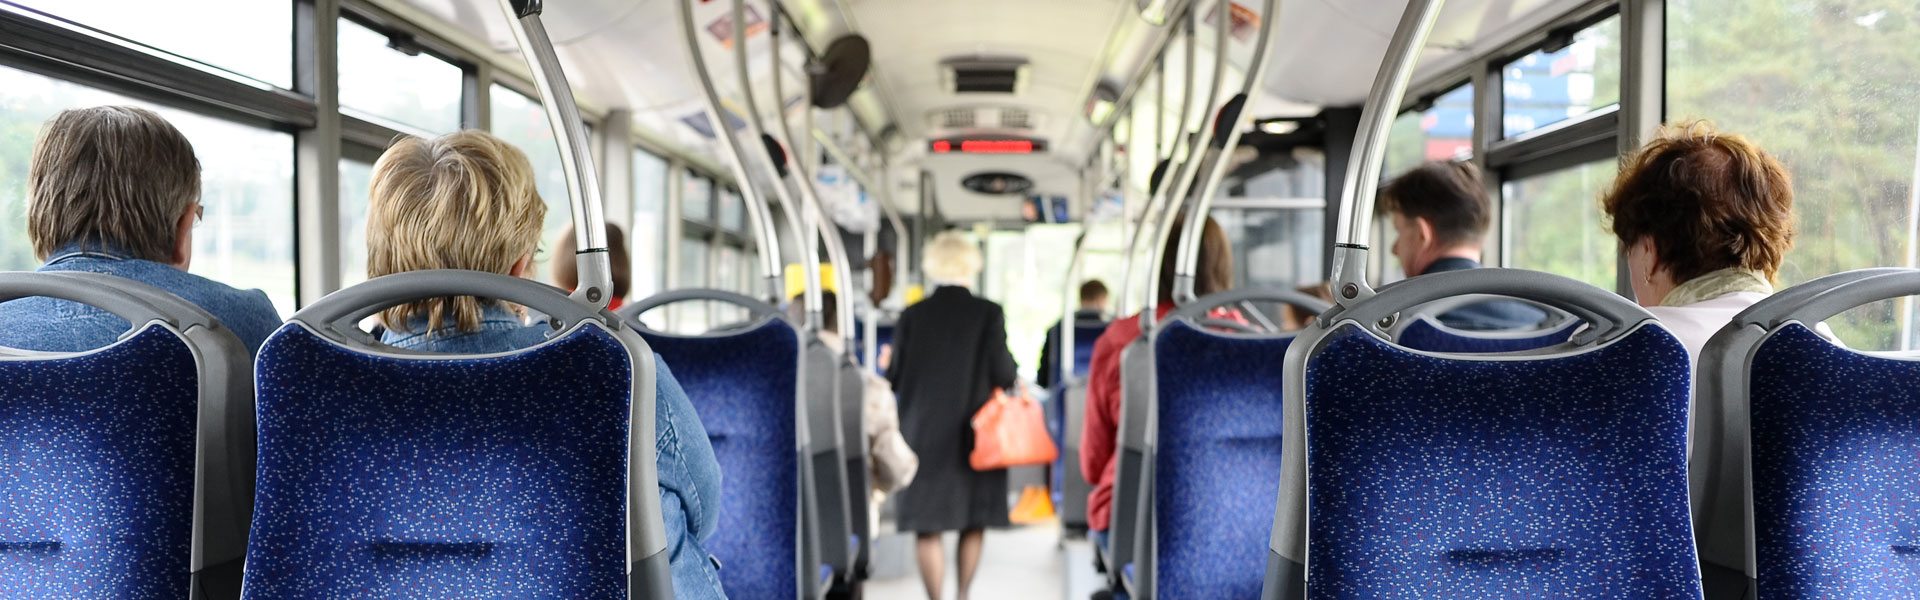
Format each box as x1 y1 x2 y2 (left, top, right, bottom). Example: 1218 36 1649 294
885 285 1020 533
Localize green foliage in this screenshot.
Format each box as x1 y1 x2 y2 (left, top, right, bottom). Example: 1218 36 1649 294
1670 0 1920 348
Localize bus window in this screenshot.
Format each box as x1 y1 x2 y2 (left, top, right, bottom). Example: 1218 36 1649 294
339 17 462 135
13 0 290 87
489 84 571 278
1503 159 1618 289
0 64 296 315
1670 0 1920 350
1501 15 1621 138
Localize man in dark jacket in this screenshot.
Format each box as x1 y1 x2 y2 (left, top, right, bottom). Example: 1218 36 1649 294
1381 161 1549 330
1037 279 1109 390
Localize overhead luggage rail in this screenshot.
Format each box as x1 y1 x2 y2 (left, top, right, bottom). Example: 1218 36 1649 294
0 272 253 599
1692 268 1920 599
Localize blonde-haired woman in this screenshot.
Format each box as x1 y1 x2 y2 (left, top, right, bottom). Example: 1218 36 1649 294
886 230 1019 600
363 130 729 599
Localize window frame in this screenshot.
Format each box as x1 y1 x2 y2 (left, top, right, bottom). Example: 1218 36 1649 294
1383 0 1634 293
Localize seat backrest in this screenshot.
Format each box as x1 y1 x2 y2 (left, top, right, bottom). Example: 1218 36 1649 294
247 271 667 599
802 337 854 583
1692 269 1920 597
1150 320 1294 598
1393 314 1580 353
637 316 804 599
0 272 252 599
1268 268 1699 599
837 358 871 574
1072 321 1108 375
1109 336 1156 589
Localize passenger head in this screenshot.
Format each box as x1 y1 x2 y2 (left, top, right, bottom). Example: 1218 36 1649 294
367 130 547 333
1378 160 1490 276
27 106 202 267
1079 280 1110 312
1157 215 1233 304
922 230 982 286
552 223 631 301
1604 121 1795 306
787 290 841 334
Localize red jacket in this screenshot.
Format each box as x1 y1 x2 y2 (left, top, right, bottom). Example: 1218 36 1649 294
1079 306 1167 531
1080 305 1245 531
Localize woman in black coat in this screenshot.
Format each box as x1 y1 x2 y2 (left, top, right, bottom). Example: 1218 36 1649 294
886 231 1019 600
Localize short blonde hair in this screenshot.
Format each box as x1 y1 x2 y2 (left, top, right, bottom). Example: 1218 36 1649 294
922 230 982 284
367 131 547 333
28 106 201 261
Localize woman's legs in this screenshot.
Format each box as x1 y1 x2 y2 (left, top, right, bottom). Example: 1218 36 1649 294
916 532 946 600
955 528 986 600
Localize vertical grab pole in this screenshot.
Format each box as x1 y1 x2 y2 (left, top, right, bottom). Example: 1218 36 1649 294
724 0 823 330
1118 13 1192 319
1328 0 1448 307
1059 230 1091 387
497 0 610 309
1173 0 1281 305
1143 0 1231 328
675 0 783 302
770 10 857 345
496 2 670 596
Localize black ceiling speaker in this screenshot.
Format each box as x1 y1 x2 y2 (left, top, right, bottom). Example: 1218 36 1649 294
811 35 871 109
961 171 1034 196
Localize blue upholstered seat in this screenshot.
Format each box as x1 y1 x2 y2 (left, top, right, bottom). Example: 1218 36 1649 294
1749 324 1920 596
1303 323 1700 597
642 318 802 599
1150 320 1294 598
1395 315 1579 353
245 323 635 598
0 326 199 597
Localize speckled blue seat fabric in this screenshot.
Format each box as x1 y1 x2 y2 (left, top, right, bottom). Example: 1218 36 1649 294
1396 317 1578 353
244 323 633 598
642 319 800 600
1750 323 1920 597
0 326 197 597
1304 323 1700 598
1152 320 1294 598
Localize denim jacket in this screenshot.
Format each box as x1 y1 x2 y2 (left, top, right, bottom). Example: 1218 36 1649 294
0 244 282 355
382 305 730 599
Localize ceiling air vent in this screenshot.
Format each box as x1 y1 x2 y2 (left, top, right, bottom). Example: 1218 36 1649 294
941 108 977 129
999 108 1032 130
942 56 1028 94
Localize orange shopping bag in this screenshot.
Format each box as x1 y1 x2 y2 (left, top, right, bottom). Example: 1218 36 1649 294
970 387 1058 471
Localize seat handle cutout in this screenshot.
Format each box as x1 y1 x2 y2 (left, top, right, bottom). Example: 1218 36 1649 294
0 541 59 554
370 540 494 558
1446 548 1564 563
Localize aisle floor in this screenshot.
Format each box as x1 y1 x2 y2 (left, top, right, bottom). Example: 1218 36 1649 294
863 521 1103 600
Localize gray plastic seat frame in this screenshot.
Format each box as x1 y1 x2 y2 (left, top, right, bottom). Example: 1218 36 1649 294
623 288 841 599
1262 268 1662 599
1109 288 1328 600
0 272 254 599
293 270 673 598
836 355 871 582
1691 267 1915 599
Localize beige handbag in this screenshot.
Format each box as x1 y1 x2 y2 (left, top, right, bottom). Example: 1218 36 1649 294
865 374 918 493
